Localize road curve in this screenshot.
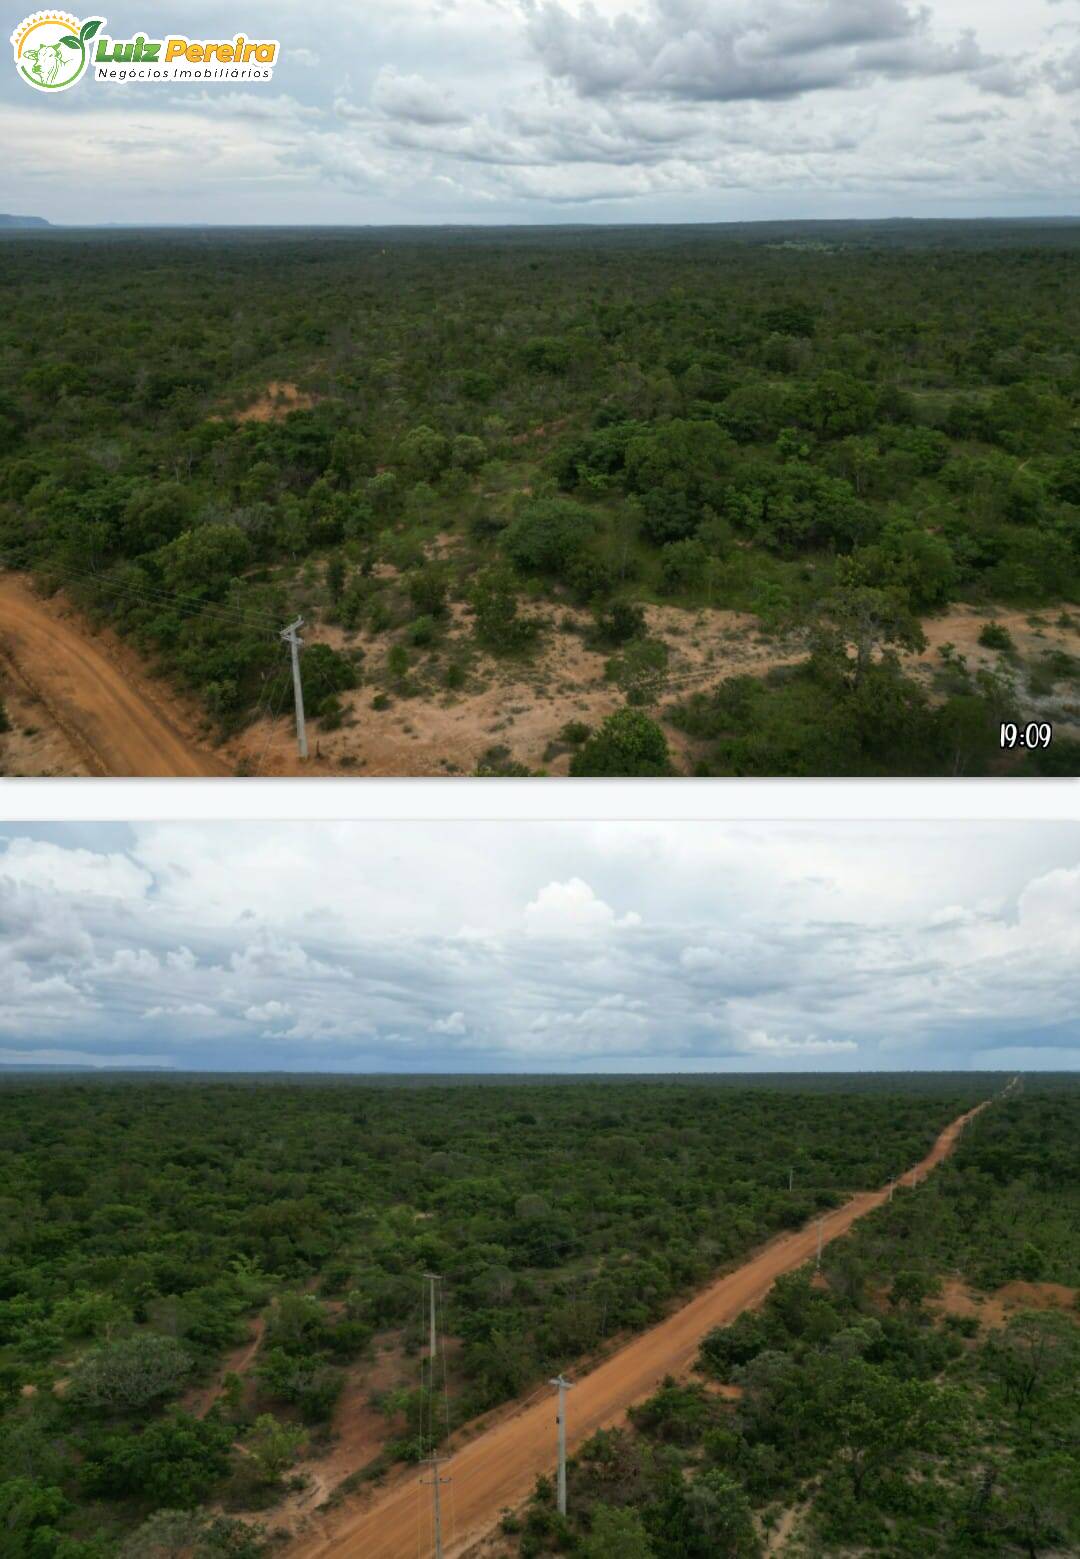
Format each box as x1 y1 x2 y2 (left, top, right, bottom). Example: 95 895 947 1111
0 574 227 777
290 1099 991 1559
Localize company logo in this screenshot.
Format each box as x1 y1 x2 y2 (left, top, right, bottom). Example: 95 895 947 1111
11 13 279 88
11 12 104 92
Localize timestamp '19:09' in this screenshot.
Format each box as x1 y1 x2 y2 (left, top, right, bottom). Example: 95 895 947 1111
999 721 1053 749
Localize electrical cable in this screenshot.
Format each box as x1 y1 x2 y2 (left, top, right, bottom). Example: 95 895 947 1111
253 661 293 778
1 553 284 633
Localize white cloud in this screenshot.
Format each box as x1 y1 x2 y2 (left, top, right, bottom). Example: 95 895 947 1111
524 877 640 935
681 945 723 970
372 66 469 125
431 1010 467 1034
143 1003 216 1019
2 823 1079 1073
739 1029 858 1055
244 1000 294 1022
0 838 150 900
98 948 161 979
0 0 1073 221
525 0 991 103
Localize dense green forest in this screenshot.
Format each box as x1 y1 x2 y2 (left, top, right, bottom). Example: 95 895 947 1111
1 222 1078 775
510 1078 1080 1558
0 1073 993 1554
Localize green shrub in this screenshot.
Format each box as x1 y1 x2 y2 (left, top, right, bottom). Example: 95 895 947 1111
978 622 1015 653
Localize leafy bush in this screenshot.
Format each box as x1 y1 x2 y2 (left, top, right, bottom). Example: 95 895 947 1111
69 1333 191 1411
569 709 672 776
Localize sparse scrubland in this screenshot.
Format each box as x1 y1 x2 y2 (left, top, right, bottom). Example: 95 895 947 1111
0 1072 998 1553
508 1077 1080 1558
1 222 1078 775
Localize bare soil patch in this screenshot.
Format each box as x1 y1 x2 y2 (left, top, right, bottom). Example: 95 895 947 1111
911 604 1080 731
228 381 318 423
0 663 88 776
931 1278 1077 1333
765 1497 810 1555
227 602 802 778
0 574 228 777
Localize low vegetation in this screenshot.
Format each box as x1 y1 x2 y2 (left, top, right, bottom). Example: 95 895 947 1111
509 1078 1079 1557
1 223 1078 774
0 1072 994 1552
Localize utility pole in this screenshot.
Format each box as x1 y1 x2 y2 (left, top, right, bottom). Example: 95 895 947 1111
280 617 307 759
421 1273 449 1557
816 1216 823 1270
549 1374 574 1517
420 1458 450 1559
788 1166 794 1192
424 1271 440 1366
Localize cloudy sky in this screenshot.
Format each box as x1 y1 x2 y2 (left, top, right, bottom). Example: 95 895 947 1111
3 0 1078 223
1 820 1078 1074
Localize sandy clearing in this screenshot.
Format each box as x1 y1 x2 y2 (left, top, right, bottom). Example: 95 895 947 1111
227 381 318 423
911 604 1080 732
227 601 800 777
931 1277 1078 1333
287 1100 990 1559
766 1497 810 1555
0 574 228 777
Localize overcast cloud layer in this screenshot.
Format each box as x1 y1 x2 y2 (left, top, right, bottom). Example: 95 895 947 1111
1 821 1078 1074
2 0 1078 222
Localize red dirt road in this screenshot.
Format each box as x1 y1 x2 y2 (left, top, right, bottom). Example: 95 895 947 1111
290 1099 991 1559
0 574 226 776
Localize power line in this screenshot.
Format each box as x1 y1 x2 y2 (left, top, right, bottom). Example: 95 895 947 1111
253 665 293 778
2 556 284 633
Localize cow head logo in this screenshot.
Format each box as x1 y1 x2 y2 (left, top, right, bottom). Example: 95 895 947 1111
11 12 104 92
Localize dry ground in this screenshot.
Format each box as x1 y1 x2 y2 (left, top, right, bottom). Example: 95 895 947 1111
0 660 88 776
4 566 1077 777
930 1277 1078 1333
225 599 803 777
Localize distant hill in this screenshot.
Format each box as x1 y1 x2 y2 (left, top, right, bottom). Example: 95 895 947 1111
0 213 50 228
0 1062 173 1073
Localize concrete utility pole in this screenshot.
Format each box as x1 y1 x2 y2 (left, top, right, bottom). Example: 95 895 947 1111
549 1374 574 1516
788 1166 794 1192
280 616 307 759
420 1458 450 1559
424 1271 441 1366
421 1273 448 1557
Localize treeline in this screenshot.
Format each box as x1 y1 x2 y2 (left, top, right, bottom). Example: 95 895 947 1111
0 1076 990 1553
511 1078 1080 1557
0 225 1077 773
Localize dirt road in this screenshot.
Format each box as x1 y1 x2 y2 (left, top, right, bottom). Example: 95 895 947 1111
290 1099 990 1559
183 1316 266 1418
0 574 227 777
